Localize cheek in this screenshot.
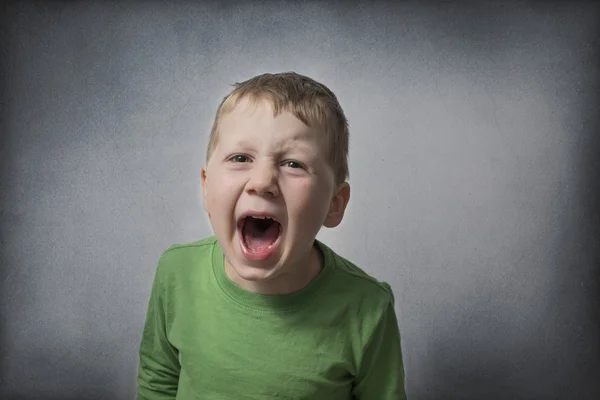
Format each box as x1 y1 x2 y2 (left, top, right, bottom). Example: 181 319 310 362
206 173 242 210
290 179 331 217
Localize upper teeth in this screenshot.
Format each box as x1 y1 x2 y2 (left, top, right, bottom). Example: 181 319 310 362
251 216 272 220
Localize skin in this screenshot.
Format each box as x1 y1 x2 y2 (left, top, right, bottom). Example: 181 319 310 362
201 96 350 295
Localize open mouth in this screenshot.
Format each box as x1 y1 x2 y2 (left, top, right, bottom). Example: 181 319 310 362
238 215 282 259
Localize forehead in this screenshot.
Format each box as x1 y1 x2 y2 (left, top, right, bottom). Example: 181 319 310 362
217 97 321 144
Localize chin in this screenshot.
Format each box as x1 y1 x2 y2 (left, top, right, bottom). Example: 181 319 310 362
233 263 280 281
225 252 285 283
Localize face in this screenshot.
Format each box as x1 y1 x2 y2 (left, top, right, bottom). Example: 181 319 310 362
201 97 349 294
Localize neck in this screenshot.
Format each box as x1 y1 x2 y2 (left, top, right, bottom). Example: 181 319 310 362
225 243 323 296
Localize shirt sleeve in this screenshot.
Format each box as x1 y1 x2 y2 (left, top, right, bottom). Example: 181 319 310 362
352 294 407 399
137 257 181 400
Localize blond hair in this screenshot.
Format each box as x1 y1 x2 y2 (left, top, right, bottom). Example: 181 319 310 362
206 72 349 184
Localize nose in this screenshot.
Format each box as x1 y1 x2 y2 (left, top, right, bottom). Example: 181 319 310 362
246 162 280 197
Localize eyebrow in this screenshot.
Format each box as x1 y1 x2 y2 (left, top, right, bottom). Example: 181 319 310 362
233 140 256 149
232 137 313 152
228 134 319 159
278 141 314 155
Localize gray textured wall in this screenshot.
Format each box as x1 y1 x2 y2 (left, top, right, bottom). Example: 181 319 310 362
1 1 599 399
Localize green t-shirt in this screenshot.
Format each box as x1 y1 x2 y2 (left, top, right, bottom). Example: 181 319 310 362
137 236 406 399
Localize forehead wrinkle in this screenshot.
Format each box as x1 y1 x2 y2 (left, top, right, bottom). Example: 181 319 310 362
272 130 320 154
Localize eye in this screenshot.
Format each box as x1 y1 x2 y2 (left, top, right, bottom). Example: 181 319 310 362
229 155 250 163
283 160 304 169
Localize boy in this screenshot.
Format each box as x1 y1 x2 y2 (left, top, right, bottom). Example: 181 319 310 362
137 72 407 399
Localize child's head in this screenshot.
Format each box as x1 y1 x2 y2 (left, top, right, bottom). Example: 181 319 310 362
206 72 349 185
201 72 351 294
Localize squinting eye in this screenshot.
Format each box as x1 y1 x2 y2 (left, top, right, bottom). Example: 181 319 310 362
284 161 303 169
230 155 250 163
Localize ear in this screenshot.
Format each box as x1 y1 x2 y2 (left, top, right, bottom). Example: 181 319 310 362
201 165 208 212
323 182 350 228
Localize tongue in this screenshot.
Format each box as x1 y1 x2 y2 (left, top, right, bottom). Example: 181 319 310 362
243 219 280 252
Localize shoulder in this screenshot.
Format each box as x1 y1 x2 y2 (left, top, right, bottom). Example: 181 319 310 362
154 236 218 282
318 240 396 309
159 235 217 261
317 241 400 360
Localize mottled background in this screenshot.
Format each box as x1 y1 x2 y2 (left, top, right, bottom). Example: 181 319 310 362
1 1 599 399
